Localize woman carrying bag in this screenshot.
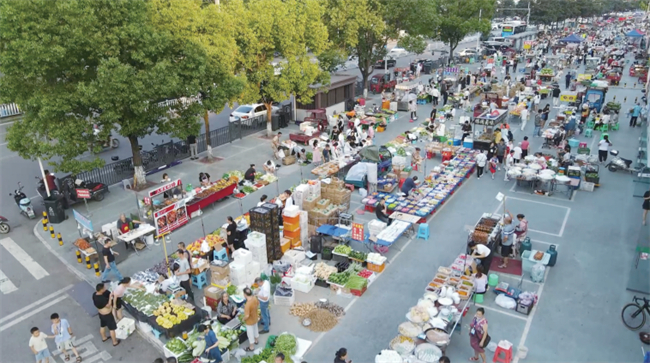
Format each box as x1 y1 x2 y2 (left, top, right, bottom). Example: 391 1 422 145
469 307 489 363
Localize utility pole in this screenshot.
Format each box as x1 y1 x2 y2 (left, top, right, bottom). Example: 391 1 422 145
526 2 530 28
476 9 482 50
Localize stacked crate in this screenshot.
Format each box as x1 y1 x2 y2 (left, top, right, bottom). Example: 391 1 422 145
283 207 301 249
244 231 268 268
250 204 281 263
230 249 261 286
299 211 309 245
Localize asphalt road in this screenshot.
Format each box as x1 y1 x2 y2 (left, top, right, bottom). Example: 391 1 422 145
0 36 480 224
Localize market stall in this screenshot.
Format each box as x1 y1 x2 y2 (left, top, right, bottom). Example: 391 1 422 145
395 81 419 111
539 67 555 83
311 156 359 178
472 110 508 151
137 180 190 235
185 179 237 216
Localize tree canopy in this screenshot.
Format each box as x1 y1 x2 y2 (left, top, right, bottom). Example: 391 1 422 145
434 0 495 62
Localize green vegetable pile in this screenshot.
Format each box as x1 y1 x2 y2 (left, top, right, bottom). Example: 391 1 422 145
122 289 168 316
184 330 201 348
165 338 188 355
241 186 257 194
348 250 367 261
396 147 407 157
345 275 369 290
274 333 298 355
328 271 351 285
333 245 351 255
606 102 621 111
347 262 364 274
540 68 554 76
227 285 238 296
242 347 273 363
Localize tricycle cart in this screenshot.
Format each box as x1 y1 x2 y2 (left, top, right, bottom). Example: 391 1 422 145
472 110 508 151
394 81 419 111
369 73 397 94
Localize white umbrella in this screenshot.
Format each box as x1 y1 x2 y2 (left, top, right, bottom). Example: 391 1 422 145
407 93 418 102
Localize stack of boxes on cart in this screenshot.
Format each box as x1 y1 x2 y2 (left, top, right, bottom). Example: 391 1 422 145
282 205 302 251
250 203 282 262
300 179 352 236
229 249 260 287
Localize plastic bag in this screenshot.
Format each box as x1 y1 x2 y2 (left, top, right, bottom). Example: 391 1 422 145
495 294 517 310
531 263 545 283
359 188 368 197
486 342 498 352
233 348 247 363
278 150 286 158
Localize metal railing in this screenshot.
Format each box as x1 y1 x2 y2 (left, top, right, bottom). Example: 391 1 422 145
63 109 287 187
0 103 21 118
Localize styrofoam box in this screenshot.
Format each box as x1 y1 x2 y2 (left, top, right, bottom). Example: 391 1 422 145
292 277 315 294
230 260 247 275
115 317 135 340
232 249 253 265
273 291 295 306
299 211 308 226
283 205 300 218
282 250 306 266
230 273 247 287
246 261 261 275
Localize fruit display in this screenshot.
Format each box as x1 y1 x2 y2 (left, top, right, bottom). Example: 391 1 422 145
122 289 169 316
194 179 235 199
540 68 554 76
187 234 224 254
154 301 195 329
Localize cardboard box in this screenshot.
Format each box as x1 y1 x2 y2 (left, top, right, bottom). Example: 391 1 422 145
282 155 296 165
203 285 223 301
211 277 231 289
211 270 230 283
210 263 230 277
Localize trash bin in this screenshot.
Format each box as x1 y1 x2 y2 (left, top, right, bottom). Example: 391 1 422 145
272 115 280 131
44 196 66 224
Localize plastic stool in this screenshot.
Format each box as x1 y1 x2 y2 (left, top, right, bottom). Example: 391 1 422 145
473 293 484 303
213 248 229 262
611 122 620 131
493 342 513 363
345 183 355 191
585 120 595 129
579 142 587 148
417 223 430 240
584 128 593 138
151 328 162 339
191 270 208 289
488 273 499 287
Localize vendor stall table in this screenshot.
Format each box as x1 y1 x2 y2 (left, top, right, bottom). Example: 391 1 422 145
388 212 422 236
117 223 156 255
472 110 508 151
186 183 236 216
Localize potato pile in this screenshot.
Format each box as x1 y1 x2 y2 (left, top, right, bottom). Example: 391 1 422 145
289 303 316 317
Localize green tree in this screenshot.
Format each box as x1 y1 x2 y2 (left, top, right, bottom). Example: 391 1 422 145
0 0 211 186
149 0 245 160
226 0 330 137
497 0 517 19
434 0 495 64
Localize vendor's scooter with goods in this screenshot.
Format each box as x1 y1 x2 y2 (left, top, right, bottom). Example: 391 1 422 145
606 150 644 173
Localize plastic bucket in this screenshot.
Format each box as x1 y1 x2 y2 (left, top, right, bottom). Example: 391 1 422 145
473 293 484 303
517 346 529 359
488 273 499 287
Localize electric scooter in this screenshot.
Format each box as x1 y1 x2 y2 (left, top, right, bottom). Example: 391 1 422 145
92 125 119 153
9 182 35 219
0 216 10 234
606 150 643 173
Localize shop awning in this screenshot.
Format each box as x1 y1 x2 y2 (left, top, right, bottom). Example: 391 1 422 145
625 29 645 38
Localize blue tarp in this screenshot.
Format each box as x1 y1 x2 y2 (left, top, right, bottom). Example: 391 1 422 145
559 34 584 43
625 29 644 38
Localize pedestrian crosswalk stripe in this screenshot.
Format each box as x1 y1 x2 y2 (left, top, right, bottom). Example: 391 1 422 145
0 268 17 294
0 237 49 280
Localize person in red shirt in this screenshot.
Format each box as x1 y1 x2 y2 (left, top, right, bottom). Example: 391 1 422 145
117 214 141 235
521 136 530 158
44 170 57 191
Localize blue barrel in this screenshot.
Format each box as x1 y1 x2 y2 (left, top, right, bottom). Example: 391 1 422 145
546 245 558 266
463 139 474 149
453 138 462 146
520 237 532 256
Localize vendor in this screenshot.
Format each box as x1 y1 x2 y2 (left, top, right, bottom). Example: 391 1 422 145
257 194 268 207
197 325 223 363
199 172 211 187
226 216 240 252
242 164 256 185
375 199 392 226
411 147 423 172
468 241 491 272
400 176 419 197
216 292 238 324
461 121 472 142
117 214 141 235
283 190 294 208
263 160 276 176
173 250 194 302
112 277 145 321
271 132 283 159
404 130 418 142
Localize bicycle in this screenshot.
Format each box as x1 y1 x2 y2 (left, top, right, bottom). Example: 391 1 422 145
621 295 650 330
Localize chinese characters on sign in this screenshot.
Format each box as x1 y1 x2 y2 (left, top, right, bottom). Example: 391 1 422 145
153 200 189 235
351 223 364 241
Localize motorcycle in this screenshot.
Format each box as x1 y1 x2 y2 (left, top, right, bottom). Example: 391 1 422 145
606 150 643 173
0 216 9 234
9 182 35 219
64 178 110 202
91 125 119 153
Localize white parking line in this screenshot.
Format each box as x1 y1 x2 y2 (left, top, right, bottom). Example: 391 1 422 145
0 237 50 280
513 267 551 363
0 269 18 294
474 303 529 321
0 294 68 332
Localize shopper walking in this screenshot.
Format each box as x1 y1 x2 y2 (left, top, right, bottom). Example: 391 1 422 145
504 151 514 182
499 211 516 268
30 327 53 363
489 156 498 180
51 313 81 363
552 86 561 107
254 277 271 334
475 151 487 179
496 140 506 170
173 250 194 302
630 103 642 127
100 240 123 283
409 99 418 122
513 143 522 164
187 134 198 160
521 136 529 158
92 283 120 346
334 348 351 363
520 107 529 131
487 142 497 160
643 189 650 226
598 135 612 163
432 87 440 106
243 288 260 351
468 308 489 363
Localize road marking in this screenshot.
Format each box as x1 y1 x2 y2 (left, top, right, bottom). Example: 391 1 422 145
530 239 560 247
0 284 73 324
53 334 93 355
0 237 50 280
513 267 550 363
0 294 67 332
0 269 18 294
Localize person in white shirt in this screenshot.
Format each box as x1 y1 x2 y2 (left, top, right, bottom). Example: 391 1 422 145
469 241 491 273
504 150 515 181
254 277 271 333
257 195 268 207
283 190 294 208
475 150 488 179
29 327 53 363
431 87 440 106
174 251 194 302
598 135 612 163
263 160 276 175
513 142 523 163
520 107 529 131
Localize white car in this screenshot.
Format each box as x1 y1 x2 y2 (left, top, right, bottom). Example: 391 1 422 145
458 49 479 57
229 103 279 123
388 47 408 58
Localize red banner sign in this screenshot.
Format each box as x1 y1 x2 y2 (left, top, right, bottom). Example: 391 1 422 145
351 223 365 242
76 189 91 199
154 200 189 235
149 179 182 197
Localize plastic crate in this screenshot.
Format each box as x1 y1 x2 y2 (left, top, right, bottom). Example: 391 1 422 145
283 220 300 232
163 338 186 359
522 251 534 273
351 286 367 297
283 228 301 239
332 252 349 263
273 291 295 306
292 278 315 293
367 262 386 273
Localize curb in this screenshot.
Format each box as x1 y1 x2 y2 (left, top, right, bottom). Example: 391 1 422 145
32 222 165 354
